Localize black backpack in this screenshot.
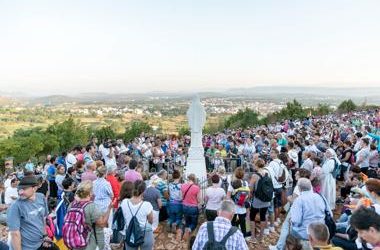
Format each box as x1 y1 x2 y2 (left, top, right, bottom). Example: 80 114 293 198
254 173 274 202
203 222 238 250
111 206 125 243
125 201 146 248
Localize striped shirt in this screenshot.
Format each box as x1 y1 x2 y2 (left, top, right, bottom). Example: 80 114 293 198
156 179 168 206
192 217 248 250
93 177 113 213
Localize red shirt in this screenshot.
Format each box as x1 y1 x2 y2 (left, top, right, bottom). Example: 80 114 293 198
106 174 121 208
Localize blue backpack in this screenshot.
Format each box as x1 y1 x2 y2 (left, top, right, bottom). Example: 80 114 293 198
125 201 146 248
331 159 341 179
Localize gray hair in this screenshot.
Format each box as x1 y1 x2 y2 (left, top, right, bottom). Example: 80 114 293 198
157 169 167 177
219 200 236 214
297 178 312 192
106 163 117 173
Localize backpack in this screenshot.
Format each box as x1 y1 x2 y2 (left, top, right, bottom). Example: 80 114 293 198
111 206 125 244
125 201 146 248
112 206 125 232
169 182 182 202
45 215 55 240
63 201 95 249
254 173 274 202
220 177 229 193
331 159 341 179
202 222 238 250
232 181 250 207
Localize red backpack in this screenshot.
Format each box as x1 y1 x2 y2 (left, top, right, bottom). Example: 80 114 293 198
62 201 94 249
45 215 55 239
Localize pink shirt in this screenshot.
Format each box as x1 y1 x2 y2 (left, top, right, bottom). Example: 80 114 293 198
181 183 200 207
124 170 143 183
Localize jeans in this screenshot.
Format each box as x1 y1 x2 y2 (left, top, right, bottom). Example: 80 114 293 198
183 205 199 232
159 205 168 222
332 236 357 250
275 210 291 250
168 203 183 227
0 242 7 250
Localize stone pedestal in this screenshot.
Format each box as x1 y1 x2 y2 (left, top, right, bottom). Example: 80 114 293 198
185 95 207 182
185 146 207 182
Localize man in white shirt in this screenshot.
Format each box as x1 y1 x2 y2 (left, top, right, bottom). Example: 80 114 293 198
101 141 117 167
266 149 287 229
5 178 19 205
65 147 78 169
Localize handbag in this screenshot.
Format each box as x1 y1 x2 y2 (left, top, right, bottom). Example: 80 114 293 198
318 193 336 239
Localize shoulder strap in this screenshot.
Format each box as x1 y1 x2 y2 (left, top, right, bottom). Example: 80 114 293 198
220 226 238 245
183 184 194 200
128 200 144 217
206 222 215 242
317 193 329 214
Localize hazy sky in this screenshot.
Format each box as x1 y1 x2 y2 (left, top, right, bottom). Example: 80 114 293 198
0 0 379 95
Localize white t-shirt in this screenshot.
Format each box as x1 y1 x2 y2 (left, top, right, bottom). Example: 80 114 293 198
266 159 284 189
205 186 226 211
121 199 153 232
65 153 77 169
5 187 18 205
101 147 117 166
4 178 12 190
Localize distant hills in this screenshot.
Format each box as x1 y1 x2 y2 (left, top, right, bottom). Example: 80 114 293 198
0 86 379 106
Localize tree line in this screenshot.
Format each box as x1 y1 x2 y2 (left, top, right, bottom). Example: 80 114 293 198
0 99 377 168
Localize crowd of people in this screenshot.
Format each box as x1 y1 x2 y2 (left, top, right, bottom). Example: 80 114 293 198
0 109 379 250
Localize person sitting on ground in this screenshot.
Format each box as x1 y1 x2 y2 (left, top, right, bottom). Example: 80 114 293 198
350 207 380 250
192 200 249 250
308 222 343 250
285 235 302 250
290 178 326 241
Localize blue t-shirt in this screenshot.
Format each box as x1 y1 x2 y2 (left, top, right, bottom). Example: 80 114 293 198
47 165 56 181
7 193 49 250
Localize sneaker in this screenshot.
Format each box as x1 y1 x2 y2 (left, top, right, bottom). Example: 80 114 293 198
263 229 270 235
274 221 280 227
268 245 278 250
269 226 276 233
276 218 282 223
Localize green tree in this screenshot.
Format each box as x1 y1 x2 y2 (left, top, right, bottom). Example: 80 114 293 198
312 103 332 116
90 126 116 143
178 125 190 136
46 118 88 151
224 108 260 129
337 99 357 113
124 121 152 142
